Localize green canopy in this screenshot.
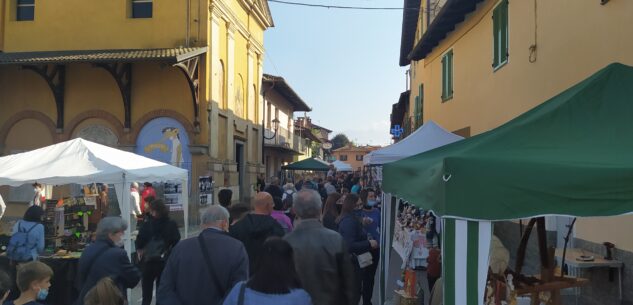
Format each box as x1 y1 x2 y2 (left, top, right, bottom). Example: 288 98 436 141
281 157 330 171
383 63 633 221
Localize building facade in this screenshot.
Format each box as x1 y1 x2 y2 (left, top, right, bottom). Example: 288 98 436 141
399 0 633 304
261 74 311 179
331 144 380 172
294 116 331 161
0 0 274 225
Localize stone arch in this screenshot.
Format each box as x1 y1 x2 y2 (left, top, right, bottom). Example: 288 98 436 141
131 109 195 144
65 110 125 142
0 111 57 146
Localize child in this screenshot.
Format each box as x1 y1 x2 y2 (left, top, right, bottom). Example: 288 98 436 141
84 277 124 305
4 261 53 305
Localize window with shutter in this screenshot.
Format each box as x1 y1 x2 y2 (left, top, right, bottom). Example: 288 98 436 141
442 50 453 101
493 0 509 70
132 0 153 18
17 0 35 21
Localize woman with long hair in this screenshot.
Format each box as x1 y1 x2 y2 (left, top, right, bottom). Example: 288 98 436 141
84 277 124 305
336 194 378 305
222 237 311 305
321 193 341 231
135 199 181 305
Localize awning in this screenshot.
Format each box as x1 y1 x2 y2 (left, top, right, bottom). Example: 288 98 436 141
383 63 633 221
0 47 207 65
282 157 330 171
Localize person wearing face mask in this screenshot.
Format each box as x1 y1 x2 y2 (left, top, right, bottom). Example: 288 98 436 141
135 199 180 305
360 189 381 305
75 217 141 305
158 205 249 305
4 261 52 305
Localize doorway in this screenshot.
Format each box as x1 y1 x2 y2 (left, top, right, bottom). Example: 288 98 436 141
235 141 245 201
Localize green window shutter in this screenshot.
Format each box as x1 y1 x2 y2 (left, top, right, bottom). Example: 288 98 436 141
448 51 453 98
441 56 447 99
492 6 499 67
419 84 424 125
500 1 508 64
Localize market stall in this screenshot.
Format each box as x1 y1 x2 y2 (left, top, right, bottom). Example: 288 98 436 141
281 157 330 183
382 63 633 305
363 121 462 304
0 138 189 305
331 160 353 172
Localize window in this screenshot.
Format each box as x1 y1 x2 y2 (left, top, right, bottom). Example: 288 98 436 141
339 155 348 161
132 0 152 18
356 155 363 161
414 84 423 128
17 0 35 21
441 50 453 101
492 0 509 69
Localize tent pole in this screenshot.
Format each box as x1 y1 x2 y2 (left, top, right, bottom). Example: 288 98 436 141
183 179 189 238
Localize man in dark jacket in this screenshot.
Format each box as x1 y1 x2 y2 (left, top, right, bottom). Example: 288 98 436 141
76 217 141 305
263 177 283 199
229 192 284 274
284 189 359 305
157 205 248 305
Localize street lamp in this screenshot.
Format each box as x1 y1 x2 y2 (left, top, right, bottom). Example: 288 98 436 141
264 118 280 140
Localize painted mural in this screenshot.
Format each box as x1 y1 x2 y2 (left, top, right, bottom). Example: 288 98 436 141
136 118 191 169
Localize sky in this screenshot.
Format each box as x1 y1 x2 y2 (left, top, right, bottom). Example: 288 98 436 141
263 0 408 146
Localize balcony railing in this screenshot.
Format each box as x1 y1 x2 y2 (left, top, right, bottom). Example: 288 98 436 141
264 126 307 153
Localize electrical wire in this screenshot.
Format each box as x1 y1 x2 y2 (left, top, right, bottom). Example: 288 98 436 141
268 0 419 10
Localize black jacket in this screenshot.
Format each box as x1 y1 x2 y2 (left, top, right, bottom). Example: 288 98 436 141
135 216 181 259
337 214 371 255
285 219 359 305
157 228 248 305
229 214 285 274
264 185 284 199
75 239 141 305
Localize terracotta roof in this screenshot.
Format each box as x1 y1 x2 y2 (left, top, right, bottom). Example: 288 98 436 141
0 47 207 65
333 144 381 153
263 74 312 112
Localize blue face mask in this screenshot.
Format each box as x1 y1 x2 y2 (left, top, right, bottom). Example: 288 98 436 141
37 288 49 300
367 200 377 207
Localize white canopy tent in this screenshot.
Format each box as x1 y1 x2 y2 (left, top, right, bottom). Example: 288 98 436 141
364 120 464 166
371 122 463 305
331 160 353 172
0 138 190 254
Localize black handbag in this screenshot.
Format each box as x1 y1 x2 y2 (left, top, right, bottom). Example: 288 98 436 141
143 237 166 262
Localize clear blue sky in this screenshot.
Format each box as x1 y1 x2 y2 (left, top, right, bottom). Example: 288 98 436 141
264 0 407 146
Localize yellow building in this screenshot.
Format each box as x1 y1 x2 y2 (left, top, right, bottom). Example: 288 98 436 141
0 0 274 222
331 144 380 172
398 0 633 303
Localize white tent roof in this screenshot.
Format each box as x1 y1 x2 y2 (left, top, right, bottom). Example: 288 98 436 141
364 121 464 166
331 160 353 172
0 138 188 187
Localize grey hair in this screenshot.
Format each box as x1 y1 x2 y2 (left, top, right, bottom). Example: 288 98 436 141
293 189 322 219
96 217 128 240
200 205 230 225
131 182 139 189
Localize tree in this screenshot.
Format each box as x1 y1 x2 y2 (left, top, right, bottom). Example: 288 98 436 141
331 133 351 150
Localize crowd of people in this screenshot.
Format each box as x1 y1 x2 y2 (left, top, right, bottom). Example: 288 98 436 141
1 168 383 305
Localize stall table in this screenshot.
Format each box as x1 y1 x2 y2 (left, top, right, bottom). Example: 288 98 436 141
0 255 80 305
555 248 623 302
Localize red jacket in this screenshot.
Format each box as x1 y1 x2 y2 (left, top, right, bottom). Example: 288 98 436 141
141 187 157 213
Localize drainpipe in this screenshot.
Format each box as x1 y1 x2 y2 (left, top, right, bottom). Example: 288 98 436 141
186 0 191 46
426 0 431 28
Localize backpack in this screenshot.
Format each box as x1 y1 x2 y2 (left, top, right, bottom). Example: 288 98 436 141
7 221 39 262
